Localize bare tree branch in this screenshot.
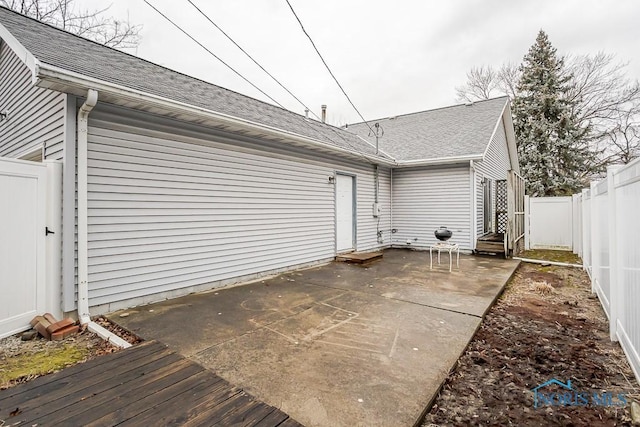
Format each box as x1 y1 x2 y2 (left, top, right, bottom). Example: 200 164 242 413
455 63 519 102
1 0 141 49
496 62 519 100
455 65 500 102
456 50 640 166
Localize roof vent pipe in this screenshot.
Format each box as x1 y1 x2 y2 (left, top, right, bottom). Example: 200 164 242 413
321 105 327 123
305 108 309 119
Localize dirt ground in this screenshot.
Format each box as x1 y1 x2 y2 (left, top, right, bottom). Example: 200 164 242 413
423 254 639 426
0 316 140 390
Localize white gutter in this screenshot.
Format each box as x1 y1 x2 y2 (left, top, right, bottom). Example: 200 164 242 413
75 89 131 349
396 154 483 167
31 62 490 170
35 63 395 166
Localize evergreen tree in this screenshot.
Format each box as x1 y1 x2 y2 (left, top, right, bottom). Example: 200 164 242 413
512 31 595 196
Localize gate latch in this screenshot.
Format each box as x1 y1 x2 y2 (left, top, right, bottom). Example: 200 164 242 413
45 227 55 236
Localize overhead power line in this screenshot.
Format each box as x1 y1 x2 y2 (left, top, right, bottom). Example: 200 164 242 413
186 0 322 122
284 0 375 134
143 0 284 108
144 0 376 163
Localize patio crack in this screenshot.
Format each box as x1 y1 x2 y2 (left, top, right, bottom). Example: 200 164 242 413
302 282 484 319
189 301 322 358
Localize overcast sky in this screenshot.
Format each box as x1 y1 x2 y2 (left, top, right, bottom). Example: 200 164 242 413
77 0 640 125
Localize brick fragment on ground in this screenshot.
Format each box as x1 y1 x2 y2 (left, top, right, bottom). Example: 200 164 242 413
43 313 58 324
51 325 80 341
46 318 76 334
30 315 78 341
31 317 52 340
30 315 48 327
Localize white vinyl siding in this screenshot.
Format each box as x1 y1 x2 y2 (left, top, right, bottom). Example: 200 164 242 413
0 41 65 160
356 165 391 249
85 110 390 310
391 165 472 251
475 118 511 238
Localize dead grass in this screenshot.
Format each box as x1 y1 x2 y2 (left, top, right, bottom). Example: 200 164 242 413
0 317 141 390
423 262 639 426
0 343 89 388
520 249 582 264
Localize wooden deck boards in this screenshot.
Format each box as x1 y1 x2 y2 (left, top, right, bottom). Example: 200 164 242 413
0 340 301 427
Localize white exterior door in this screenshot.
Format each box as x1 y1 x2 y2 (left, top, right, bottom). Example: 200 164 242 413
0 158 48 338
483 178 493 233
336 174 355 252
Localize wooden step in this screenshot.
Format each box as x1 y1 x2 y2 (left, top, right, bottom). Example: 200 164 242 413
336 251 383 264
475 241 505 254
477 232 504 243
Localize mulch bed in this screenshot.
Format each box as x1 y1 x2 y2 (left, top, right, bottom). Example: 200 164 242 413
423 261 639 426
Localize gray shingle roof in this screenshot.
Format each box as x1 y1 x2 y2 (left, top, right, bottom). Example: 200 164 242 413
0 7 385 159
346 97 509 161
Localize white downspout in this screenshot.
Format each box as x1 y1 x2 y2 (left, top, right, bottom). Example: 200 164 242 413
390 168 393 245
470 160 477 251
77 89 97 325
76 89 130 349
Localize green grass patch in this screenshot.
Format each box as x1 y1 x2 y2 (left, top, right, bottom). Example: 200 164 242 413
0 344 89 387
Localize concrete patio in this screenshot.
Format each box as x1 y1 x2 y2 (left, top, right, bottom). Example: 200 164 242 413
114 249 519 426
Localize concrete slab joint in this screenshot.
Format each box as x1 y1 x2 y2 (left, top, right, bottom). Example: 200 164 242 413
113 249 519 427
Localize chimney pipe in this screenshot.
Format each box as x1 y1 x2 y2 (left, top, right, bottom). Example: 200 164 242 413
321 105 327 123
304 108 309 119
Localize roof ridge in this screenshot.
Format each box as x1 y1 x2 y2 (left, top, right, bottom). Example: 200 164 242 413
348 96 510 127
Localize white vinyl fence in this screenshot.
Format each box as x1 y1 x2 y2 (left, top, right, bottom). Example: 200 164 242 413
526 196 574 250
576 160 640 384
0 158 62 339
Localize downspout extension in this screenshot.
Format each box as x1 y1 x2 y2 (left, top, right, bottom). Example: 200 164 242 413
77 89 97 325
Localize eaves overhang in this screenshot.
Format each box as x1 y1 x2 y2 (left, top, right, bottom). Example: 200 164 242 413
32 61 396 166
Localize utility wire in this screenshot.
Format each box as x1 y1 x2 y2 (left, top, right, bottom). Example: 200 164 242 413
284 0 375 135
145 0 376 163
184 0 375 162
186 0 322 122
143 0 284 108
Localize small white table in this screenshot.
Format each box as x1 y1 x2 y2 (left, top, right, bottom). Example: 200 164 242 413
430 242 460 272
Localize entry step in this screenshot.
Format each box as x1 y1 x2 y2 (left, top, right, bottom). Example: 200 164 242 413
336 251 383 264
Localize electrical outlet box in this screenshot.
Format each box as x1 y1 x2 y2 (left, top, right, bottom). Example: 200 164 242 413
372 203 381 217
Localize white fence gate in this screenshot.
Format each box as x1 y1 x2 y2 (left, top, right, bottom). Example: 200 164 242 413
526 196 574 250
0 158 61 339
576 160 640 385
